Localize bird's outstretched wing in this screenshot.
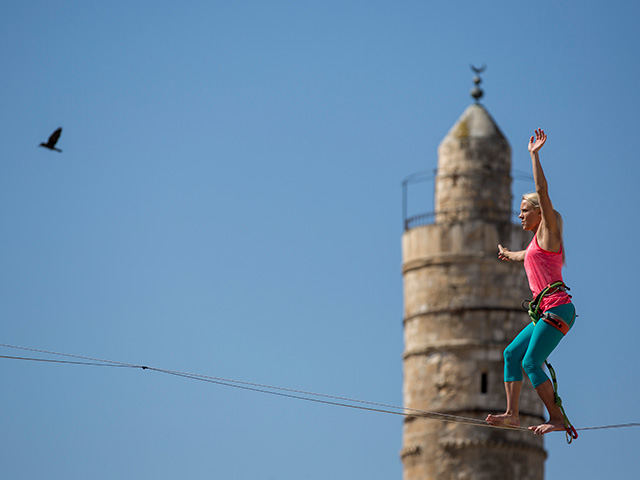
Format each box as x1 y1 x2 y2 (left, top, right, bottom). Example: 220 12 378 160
39 127 63 152
47 128 62 147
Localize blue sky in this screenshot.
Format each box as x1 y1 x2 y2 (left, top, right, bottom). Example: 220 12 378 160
2 1 639 479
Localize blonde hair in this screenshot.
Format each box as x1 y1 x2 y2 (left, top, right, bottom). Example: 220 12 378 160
522 192 566 264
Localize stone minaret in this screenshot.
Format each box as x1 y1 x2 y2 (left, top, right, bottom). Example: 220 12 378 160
400 75 547 480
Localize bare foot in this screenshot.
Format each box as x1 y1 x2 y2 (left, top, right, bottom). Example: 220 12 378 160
528 419 565 435
485 413 520 427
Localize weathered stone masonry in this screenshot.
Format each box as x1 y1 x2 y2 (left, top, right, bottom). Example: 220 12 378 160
401 104 547 480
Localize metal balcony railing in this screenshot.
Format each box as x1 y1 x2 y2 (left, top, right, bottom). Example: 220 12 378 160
402 169 529 231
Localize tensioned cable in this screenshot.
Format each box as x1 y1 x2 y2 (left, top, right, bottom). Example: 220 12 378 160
2 344 637 434
0 344 525 432
0 344 509 431
573 422 640 431
0 354 133 367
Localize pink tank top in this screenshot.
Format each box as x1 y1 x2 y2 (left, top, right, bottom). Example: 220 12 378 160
524 235 571 312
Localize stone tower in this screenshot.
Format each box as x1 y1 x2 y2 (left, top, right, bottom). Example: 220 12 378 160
400 79 547 480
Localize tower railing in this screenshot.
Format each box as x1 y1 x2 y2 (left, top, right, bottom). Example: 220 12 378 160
404 209 521 231
402 169 525 231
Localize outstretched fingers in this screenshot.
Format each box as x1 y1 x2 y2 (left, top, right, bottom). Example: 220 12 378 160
528 128 547 153
536 128 547 142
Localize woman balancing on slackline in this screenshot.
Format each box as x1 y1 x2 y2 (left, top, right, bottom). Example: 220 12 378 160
486 128 576 436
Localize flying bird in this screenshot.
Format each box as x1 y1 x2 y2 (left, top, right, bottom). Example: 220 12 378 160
39 127 63 152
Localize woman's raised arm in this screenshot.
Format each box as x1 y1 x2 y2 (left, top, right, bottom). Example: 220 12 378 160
528 129 562 252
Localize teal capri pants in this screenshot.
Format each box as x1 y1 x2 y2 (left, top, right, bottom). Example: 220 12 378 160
503 303 576 388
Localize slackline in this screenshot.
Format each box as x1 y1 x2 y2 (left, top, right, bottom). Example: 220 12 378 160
2 343 638 435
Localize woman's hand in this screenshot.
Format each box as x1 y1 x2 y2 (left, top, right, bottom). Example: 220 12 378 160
498 244 511 261
497 244 526 262
528 128 547 155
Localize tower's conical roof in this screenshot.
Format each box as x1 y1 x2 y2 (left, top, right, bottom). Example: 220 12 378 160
435 103 512 224
440 103 508 146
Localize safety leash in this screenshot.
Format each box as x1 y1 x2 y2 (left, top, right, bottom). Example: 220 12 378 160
546 361 578 443
524 282 578 443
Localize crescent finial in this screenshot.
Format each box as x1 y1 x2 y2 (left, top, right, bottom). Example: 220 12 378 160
469 64 486 103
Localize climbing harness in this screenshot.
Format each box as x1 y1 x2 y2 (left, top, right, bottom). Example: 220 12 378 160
523 281 578 443
524 281 570 330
